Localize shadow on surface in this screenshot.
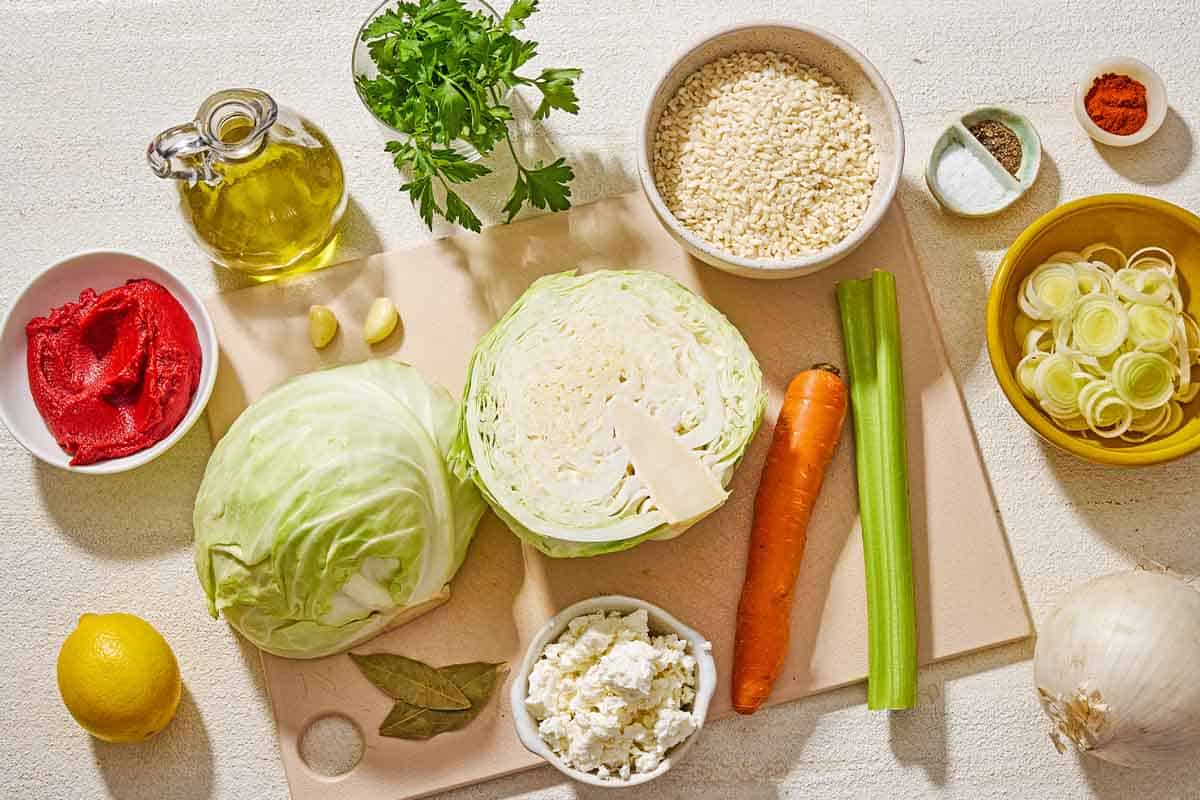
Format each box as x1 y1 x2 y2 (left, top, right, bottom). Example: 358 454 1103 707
1082 746 1200 799
34 422 209 559
449 766 575 799
93 685 213 800
890 636 1035 789
1094 108 1193 185
896 150 1062 382
1041 443 1200 573
425 89 635 236
234 628 271 705
338 196 385 260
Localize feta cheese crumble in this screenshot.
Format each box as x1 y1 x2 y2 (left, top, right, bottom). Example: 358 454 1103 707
525 608 699 781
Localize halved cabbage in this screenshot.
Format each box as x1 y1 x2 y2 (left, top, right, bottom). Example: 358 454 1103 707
451 270 766 558
193 360 485 659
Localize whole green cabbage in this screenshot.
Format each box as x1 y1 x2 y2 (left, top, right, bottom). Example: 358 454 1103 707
451 270 765 557
194 360 485 659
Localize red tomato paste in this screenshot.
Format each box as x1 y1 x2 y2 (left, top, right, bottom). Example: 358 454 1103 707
25 279 202 465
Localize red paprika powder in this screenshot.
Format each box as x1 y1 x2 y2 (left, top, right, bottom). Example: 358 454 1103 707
1084 73 1148 136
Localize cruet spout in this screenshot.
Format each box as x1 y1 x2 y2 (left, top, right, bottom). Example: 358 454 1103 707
147 89 279 186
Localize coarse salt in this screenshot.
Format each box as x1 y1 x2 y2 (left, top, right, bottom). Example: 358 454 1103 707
933 144 1014 212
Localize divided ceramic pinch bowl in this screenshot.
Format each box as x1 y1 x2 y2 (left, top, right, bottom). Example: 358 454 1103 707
987 194 1200 466
0 251 218 474
637 22 904 279
926 106 1041 217
510 595 717 788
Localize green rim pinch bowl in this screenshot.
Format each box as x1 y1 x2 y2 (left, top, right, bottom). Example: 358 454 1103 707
926 106 1041 218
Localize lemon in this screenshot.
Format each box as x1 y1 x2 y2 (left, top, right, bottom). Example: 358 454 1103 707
57 613 182 743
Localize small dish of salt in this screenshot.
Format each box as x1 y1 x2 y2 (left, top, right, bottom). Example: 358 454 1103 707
926 107 1041 217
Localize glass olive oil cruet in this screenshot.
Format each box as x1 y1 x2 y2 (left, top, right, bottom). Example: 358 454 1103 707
148 89 346 278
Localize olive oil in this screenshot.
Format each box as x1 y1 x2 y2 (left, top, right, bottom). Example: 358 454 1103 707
150 89 347 278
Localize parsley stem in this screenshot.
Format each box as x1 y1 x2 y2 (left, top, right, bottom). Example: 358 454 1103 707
503 130 530 175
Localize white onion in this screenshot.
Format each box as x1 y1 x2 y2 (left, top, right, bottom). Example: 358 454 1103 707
1034 571 1200 767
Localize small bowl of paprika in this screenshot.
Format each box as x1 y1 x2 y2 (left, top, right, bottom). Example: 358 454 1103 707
1074 57 1166 147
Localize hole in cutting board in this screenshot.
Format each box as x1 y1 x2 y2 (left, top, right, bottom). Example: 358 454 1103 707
298 713 364 778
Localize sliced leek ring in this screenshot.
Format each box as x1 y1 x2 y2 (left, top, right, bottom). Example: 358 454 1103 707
1128 246 1176 278
1017 351 1047 398
1033 354 1085 418
1176 317 1192 395
1111 351 1176 410
1129 404 1170 434
1072 296 1129 357
1024 322 1053 356
1020 263 1080 320
1128 304 1178 351
1113 267 1172 306
1014 242 1197 441
1080 243 1127 270
1074 262 1114 295
1050 414 1091 432
1078 379 1133 438
1164 401 1185 435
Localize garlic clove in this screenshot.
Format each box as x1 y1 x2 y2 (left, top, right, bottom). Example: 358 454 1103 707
308 305 339 349
364 297 400 345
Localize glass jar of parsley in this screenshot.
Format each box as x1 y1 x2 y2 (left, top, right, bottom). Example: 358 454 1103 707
148 89 346 279
349 0 581 232
352 0 503 162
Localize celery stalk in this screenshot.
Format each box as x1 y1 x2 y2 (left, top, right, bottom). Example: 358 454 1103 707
836 270 917 710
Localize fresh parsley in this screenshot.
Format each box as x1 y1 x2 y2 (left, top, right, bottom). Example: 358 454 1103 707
356 0 582 232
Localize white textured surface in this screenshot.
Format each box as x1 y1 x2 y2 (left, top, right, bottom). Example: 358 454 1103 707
2 1 1198 798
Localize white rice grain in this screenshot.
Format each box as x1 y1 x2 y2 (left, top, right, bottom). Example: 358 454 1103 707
652 51 879 260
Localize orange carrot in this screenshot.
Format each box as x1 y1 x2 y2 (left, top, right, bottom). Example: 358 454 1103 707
732 364 848 715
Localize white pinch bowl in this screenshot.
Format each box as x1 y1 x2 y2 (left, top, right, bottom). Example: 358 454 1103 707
637 22 904 279
510 595 717 788
0 251 218 474
1074 57 1167 147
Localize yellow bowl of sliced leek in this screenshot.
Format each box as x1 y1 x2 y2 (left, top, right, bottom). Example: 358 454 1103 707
988 194 1200 466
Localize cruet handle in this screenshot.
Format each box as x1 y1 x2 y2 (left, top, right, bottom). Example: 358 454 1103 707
147 122 215 184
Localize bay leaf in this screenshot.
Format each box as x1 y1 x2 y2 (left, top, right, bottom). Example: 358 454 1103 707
350 653 470 711
438 661 507 705
378 662 507 741
379 701 478 740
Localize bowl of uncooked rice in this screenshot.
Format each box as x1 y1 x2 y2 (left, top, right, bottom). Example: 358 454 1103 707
638 23 904 279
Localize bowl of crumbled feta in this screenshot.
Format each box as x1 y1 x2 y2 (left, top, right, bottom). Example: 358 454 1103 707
638 23 904 279
511 596 717 786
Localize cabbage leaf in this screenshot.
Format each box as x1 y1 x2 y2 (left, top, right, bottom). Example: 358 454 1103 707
193 360 485 658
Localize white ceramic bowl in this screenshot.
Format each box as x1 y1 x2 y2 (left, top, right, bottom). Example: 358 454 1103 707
510 595 717 788
637 22 904 279
1074 57 1167 147
0 251 218 474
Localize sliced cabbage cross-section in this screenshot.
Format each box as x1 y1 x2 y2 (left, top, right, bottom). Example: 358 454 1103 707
451 270 766 557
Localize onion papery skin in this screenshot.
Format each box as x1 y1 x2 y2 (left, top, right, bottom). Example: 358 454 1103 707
1034 571 1200 768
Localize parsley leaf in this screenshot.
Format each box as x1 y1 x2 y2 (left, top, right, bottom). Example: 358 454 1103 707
501 0 538 32
445 189 483 232
501 173 528 224
356 0 581 231
532 67 581 119
524 158 573 213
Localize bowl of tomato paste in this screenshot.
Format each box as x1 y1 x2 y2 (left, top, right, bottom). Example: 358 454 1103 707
0 251 218 473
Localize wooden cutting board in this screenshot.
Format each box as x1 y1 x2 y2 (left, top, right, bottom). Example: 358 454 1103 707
203 192 1030 800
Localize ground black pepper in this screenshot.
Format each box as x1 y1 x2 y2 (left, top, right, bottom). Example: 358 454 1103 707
968 120 1022 176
